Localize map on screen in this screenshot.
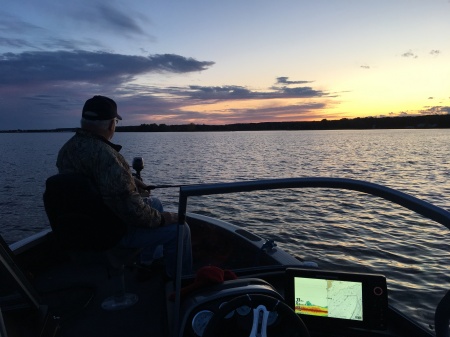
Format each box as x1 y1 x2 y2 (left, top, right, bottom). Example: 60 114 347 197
294 277 363 321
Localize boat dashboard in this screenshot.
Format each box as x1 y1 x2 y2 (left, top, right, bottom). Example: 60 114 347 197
175 267 432 337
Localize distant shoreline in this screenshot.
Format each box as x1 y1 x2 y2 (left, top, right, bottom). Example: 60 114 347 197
2 114 450 133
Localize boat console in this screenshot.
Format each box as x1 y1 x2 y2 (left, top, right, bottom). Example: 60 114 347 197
173 267 391 337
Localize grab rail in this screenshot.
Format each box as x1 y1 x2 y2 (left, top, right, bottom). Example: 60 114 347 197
177 177 450 229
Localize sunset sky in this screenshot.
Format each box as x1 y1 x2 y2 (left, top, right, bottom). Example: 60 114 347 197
1 1 449 130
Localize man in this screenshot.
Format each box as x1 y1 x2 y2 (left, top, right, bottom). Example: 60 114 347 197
56 95 192 277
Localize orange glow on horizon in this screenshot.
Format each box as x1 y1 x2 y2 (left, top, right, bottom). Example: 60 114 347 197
129 92 449 126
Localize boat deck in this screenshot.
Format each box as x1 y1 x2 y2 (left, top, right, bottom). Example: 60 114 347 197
26 253 170 337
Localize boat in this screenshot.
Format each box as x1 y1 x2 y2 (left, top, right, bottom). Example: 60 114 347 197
1 169 450 336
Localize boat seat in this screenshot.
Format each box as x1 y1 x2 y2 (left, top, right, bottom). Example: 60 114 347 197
43 173 127 251
43 172 139 310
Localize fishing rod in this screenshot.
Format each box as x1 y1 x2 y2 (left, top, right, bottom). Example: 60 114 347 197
132 157 191 190
131 157 196 191
144 184 188 190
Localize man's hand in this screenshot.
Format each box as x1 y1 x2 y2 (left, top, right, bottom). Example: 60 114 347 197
161 212 179 225
134 177 155 196
134 177 156 190
134 177 147 189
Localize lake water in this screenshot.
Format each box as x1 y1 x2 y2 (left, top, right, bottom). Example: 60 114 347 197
1 129 450 333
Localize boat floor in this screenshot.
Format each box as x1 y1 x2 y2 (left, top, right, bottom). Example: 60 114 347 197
31 257 170 337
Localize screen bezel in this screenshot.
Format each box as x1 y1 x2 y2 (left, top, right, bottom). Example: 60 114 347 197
285 268 388 331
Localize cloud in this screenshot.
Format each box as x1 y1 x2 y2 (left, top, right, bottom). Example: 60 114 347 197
0 12 102 52
0 13 43 35
276 77 313 85
235 103 327 121
41 38 103 51
71 3 153 39
0 50 215 129
138 101 330 125
174 84 327 101
0 37 36 49
401 50 418 58
97 4 148 35
0 50 215 85
0 47 329 129
267 77 325 99
280 86 326 98
430 49 441 55
0 35 101 53
0 13 45 50
0 25 101 52
0 74 331 129
114 80 332 126
0 3 154 52
419 106 450 115
360 65 370 69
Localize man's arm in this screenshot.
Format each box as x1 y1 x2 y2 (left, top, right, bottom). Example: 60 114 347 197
96 149 163 228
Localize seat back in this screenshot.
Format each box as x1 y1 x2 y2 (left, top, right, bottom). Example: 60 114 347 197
43 173 127 251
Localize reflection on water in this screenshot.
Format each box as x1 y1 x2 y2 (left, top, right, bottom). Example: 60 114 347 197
1 129 450 332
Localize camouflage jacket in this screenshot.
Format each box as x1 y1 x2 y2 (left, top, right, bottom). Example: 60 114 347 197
56 129 162 228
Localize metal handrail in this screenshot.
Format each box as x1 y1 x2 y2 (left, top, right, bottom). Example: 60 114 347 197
178 177 450 228
172 177 450 337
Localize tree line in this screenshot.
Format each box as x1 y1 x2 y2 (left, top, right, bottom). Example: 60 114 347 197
2 114 450 133
116 114 450 132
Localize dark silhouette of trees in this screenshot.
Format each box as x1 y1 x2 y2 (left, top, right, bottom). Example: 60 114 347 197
2 114 450 133
114 114 450 132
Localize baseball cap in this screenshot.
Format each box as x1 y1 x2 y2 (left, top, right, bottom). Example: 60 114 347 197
82 95 122 121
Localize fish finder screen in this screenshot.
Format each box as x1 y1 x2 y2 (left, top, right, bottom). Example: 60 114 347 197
294 276 363 321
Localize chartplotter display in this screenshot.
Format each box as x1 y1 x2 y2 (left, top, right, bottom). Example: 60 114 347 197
294 276 363 320
285 268 388 330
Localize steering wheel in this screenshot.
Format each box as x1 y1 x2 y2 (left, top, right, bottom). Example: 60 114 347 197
203 294 310 337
